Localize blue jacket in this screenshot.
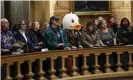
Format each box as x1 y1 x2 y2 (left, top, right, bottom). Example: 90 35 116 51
15 30 34 49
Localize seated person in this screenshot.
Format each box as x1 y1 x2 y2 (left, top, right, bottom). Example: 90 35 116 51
80 21 100 48
42 22 49 31
28 20 48 51
93 19 99 30
1 18 16 55
107 15 118 34
44 16 71 50
11 24 19 37
97 16 104 29
15 20 34 51
65 29 83 49
128 26 133 45
97 20 117 46
117 17 133 45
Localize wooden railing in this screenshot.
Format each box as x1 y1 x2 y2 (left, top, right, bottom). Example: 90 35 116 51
1 46 133 80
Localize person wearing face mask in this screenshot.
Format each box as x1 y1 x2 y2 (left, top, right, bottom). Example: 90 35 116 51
80 21 101 48
117 17 133 45
97 20 117 46
117 17 133 71
1 18 16 55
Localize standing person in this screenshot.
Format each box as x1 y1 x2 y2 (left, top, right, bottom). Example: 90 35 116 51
44 16 71 50
97 20 117 46
1 18 16 55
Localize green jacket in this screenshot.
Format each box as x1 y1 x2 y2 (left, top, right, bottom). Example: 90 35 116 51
44 26 69 50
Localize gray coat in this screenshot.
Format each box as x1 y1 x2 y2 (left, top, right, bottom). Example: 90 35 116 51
80 30 100 48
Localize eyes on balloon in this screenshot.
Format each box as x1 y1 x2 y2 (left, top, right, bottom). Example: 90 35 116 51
71 19 74 23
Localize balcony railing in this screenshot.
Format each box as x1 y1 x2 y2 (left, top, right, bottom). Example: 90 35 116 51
1 46 133 80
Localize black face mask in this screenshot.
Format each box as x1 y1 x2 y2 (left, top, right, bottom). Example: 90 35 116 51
122 24 129 29
123 24 128 27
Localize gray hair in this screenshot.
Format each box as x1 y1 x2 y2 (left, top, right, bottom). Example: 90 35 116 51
1 18 8 23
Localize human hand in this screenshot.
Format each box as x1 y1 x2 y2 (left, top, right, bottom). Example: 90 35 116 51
79 45 83 49
89 45 94 47
64 47 71 50
2 49 9 52
57 43 64 47
35 46 42 49
38 42 43 45
102 44 107 47
72 46 77 49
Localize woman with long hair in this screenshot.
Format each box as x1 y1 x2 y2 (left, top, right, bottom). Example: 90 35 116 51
80 20 100 48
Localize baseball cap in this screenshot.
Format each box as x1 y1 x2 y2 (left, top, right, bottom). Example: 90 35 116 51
50 16 60 21
49 16 60 24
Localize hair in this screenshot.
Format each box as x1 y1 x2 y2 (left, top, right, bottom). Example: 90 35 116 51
31 20 38 29
1 18 8 23
93 18 98 22
49 19 52 25
86 20 94 27
12 24 18 32
98 20 107 29
43 22 48 27
108 15 115 22
120 17 130 27
86 20 96 33
18 20 26 29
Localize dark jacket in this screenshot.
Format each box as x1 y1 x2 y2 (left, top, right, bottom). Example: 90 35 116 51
15 30 34 49
1 30 16 50
117 26 133 45
28 29 46 48
44 25 69 50
80 30 100 47
128 27 133 44
64 29 82 48
108 22 118 34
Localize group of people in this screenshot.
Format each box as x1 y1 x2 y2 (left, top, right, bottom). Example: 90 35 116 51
1 15 133 55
